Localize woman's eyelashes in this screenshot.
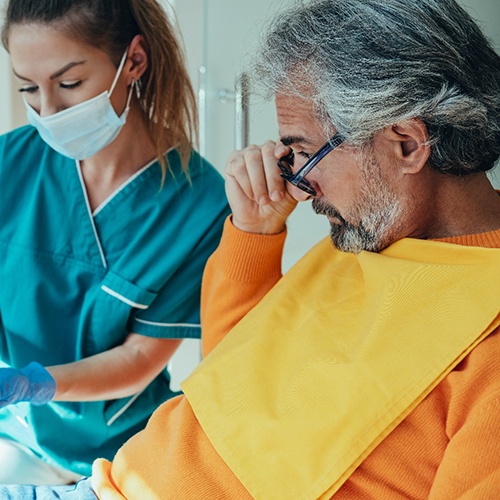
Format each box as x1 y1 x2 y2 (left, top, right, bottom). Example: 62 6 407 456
18 85 38 93
18 80 83 93
59 80 83 90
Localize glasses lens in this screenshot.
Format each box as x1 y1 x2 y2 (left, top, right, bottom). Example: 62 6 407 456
296 179 317 196
277 153 317 196
278 153 294 179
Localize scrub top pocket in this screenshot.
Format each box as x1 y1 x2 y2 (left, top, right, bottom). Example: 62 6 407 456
87 271 158 354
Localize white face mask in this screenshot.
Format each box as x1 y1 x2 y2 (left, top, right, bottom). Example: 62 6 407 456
25 49 134 160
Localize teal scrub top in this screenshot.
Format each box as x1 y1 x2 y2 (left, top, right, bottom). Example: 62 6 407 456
0 125 230 475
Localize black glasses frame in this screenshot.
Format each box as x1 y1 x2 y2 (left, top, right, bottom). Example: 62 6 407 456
277 133 345 196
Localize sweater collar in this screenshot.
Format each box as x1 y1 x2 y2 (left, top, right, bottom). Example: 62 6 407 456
434 228 500 248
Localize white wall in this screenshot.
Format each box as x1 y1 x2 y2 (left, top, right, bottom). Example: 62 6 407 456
461 0 500 51
0 0 9 133
0 52 14 134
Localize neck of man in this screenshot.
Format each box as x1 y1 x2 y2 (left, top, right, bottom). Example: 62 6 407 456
409 171 500 240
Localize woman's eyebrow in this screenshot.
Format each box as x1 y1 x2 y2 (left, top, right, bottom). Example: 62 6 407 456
49 61 86 80
13 60 86 81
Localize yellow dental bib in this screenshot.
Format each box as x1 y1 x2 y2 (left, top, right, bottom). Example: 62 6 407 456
183 237 500 499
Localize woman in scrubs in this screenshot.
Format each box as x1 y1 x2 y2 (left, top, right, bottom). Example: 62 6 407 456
0 0 229 484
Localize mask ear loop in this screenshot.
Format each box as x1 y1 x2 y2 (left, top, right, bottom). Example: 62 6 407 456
108 48 130 98
123 78 136 112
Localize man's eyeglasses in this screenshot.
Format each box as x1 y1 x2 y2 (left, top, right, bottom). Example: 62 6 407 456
277 133 345 196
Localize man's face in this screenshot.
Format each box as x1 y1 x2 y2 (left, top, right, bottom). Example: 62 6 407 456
275 93 406 253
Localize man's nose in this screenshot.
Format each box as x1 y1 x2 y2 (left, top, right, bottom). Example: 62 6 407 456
286 183 315 202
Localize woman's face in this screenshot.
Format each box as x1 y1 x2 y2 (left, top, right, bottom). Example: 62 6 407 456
8 23 129 117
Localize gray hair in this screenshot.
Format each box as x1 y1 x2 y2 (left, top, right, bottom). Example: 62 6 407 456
253 0 500 175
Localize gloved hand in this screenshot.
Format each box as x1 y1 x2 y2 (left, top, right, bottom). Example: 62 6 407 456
0 362 56 408
0 477 98 499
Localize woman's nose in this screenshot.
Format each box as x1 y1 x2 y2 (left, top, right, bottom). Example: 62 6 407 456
38 95 63 117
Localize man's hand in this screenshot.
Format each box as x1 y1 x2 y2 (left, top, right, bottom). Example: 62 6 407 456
224 141 298 234
0 362 56 407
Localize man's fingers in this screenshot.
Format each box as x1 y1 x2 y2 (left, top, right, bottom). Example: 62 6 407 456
262 141 286 202
244 144 275 205
225 150 256 202
225 141 282 206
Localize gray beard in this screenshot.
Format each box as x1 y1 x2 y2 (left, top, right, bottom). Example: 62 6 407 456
312 154 402 253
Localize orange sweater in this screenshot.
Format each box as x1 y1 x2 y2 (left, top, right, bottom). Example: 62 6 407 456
93 221 500 499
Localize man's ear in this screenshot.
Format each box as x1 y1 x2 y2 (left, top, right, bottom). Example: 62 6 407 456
383 119 430 174
124 34 148 84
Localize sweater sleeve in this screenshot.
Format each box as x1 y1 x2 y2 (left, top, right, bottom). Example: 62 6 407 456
429 396 500 499
92 396 253 499
428 325 500 499
200 216 287 357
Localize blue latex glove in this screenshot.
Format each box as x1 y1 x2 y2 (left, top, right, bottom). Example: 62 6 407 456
0 362 56 408
0 477 97 499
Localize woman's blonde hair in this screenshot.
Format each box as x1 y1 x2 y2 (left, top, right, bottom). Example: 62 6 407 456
2 0 197 180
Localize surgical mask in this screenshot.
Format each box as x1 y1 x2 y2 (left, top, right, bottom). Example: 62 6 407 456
25 49 134 160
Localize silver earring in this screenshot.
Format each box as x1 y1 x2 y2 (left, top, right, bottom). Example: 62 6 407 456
132 78 142 99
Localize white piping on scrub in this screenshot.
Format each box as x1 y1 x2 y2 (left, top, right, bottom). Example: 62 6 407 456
101 285 149 309
92 159 155 217
75 161 107 269
135 318 201 329
91 146 175 216
106 389 145 427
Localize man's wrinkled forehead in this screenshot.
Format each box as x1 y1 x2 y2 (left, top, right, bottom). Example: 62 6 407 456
275 92 326 145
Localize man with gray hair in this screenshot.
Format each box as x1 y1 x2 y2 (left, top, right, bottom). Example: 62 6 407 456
1 0 499 498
